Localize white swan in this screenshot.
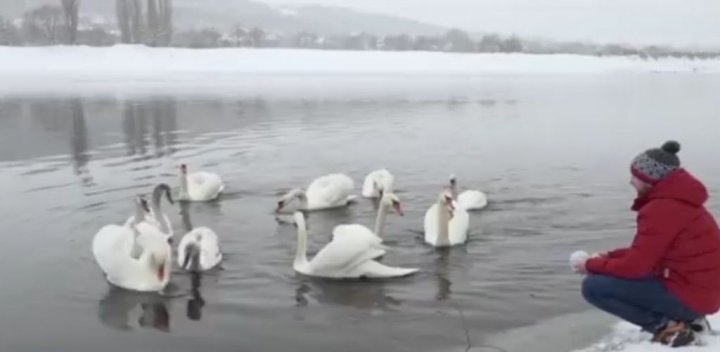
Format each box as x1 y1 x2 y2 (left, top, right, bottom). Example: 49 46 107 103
424 188 470 247
177 227 222 272
292 211 418 279
276 173 356 213
92 197 173 292
449 175 488 210
176 203 222 272
178 164 224 202
361 169 395 198
126 184 175 241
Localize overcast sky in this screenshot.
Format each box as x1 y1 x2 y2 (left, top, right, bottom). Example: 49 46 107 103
263 0 720 48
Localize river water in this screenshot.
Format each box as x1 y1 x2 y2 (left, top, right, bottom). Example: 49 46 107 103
0 74 718 352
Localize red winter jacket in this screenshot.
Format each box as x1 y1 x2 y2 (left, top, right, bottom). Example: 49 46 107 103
586 169 720 315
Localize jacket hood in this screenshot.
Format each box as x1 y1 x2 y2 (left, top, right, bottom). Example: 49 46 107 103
633 169 708 210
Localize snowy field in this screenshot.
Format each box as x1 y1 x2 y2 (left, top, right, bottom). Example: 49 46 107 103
0 45 719 78
0 45 718 97
575 314 720 352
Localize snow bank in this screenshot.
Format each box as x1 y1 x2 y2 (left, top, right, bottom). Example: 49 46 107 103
0 45 719 78
576 313 720 352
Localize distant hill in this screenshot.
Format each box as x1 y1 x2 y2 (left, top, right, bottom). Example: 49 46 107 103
1 0 447 36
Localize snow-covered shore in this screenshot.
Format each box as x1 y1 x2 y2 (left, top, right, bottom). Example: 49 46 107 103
0 45 719 78
575 313 720 351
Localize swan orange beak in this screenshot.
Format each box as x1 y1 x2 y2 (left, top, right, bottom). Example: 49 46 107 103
393 202 404 216
157 266 166 281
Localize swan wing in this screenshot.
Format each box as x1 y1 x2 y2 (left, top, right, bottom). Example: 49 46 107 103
361 169 392 198
308 231 385 276
423 204 439 244
94 222 169 292
92 224 133 275
344 260 419 278
449 208 470 245
331 224 380 241
188 171 224 200
457 190 488 210
306 173 355 207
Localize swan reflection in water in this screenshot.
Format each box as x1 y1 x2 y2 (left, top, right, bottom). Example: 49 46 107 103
98 286 171 332
186 272 205 321
294 277 403 311
98 273 208 329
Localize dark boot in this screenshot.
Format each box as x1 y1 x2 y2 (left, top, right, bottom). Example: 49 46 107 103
651 321 695 348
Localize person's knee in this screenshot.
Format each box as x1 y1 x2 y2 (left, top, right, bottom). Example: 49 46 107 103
582 274 612 303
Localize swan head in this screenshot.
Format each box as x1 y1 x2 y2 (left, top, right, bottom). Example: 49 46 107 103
152 183 174 207
276 188 306 213
181 242 201 272
380 192 403 216
136 195 151 216
138 231 172 283
180 164 188 175
448 174 457 186
438 188 455 214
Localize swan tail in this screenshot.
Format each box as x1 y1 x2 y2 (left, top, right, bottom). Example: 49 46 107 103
357 260 419 278
346 195 358 204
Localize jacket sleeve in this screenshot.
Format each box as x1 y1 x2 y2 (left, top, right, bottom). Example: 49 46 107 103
586 201 681 278
607 248 629 258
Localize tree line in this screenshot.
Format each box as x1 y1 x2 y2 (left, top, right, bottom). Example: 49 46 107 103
0 1 717 60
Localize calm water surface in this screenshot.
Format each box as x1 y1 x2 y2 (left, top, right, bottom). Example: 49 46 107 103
0 74 718 352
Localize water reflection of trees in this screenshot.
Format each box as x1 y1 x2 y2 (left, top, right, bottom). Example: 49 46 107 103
68 99 94 186
122 99 177 157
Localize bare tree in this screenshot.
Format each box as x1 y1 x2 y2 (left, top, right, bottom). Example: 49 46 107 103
23 5 64 45
230 24 246 47
61 0 79 44
174 28 220 48
0 16 22 45
116 0 131 43
78 25 117 46
158 0 173 45
129 0 145 44
146 0 158 46
116 0 171 46
249 27 264 48
445 29 474 52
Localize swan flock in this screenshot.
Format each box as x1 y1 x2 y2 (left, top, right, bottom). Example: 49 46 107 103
92 166 488 292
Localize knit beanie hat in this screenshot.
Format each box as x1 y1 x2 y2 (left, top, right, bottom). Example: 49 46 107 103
630 140 681 184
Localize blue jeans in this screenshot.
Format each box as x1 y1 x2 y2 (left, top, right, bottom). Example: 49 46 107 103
582 275 702 333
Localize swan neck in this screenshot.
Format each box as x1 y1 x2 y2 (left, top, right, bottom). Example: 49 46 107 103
180 204 193 232
374 202 388 237
150 201 170 234
295 216 309 267
437 199 450 245
179 172 188 196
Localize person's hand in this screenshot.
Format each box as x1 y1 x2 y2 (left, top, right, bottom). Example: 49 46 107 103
573 260 588 274
569 250 589 274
